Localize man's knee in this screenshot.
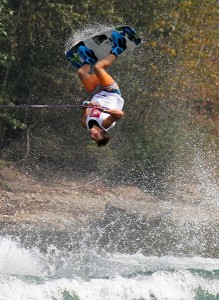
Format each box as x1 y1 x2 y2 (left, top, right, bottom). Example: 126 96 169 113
93 61 103 72
77 68 87 79
94 61 110 75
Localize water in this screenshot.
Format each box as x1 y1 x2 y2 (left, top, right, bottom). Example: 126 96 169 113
65 24 114 51
0 236 218 300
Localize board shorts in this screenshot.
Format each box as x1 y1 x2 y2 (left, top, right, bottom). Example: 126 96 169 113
81 73 121 97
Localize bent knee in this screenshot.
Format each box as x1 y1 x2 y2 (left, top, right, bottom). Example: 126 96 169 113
94 60 109 72
77 68 84 77
93 61 102 71
77 68 90 80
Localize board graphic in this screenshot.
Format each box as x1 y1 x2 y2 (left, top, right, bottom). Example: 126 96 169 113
65 25 142 69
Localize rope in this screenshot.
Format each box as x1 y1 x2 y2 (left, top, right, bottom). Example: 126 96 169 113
0 104 109 110
0 104 85 109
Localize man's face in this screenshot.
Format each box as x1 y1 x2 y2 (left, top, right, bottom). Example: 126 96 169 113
89 127 103 141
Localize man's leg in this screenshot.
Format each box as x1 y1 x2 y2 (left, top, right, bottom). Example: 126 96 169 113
76 30 126 93
77 52 117 94
93 31 126 88
75 46 101 94
77 64 101 94
93 54 116 86
77 63 91 81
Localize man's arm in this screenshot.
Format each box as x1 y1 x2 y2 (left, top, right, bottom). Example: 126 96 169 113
102 108 124 128
81 102 124 129
81 107 88 128
81 101 100 128
104 108 124 119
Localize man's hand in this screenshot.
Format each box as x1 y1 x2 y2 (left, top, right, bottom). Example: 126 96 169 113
97 107 110 113
83 101 101 108
83 101 92 107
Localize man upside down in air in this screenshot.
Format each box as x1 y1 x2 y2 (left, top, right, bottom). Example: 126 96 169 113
66 31 126 147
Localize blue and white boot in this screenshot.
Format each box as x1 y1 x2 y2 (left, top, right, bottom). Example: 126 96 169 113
123 26 141 45
78 45 98 66
110 32 127 57
66 49 82 69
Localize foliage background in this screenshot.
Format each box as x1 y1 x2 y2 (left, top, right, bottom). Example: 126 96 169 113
0 0 218 190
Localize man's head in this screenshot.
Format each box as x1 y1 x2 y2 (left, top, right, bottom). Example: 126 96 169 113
89 126 110 147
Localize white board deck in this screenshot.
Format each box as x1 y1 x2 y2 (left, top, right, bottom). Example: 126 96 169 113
65 25 142 69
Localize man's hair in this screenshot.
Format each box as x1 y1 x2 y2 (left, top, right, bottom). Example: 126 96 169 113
97 130 110 147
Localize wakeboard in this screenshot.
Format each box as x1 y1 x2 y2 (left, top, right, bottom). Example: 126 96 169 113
65 25 142 69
